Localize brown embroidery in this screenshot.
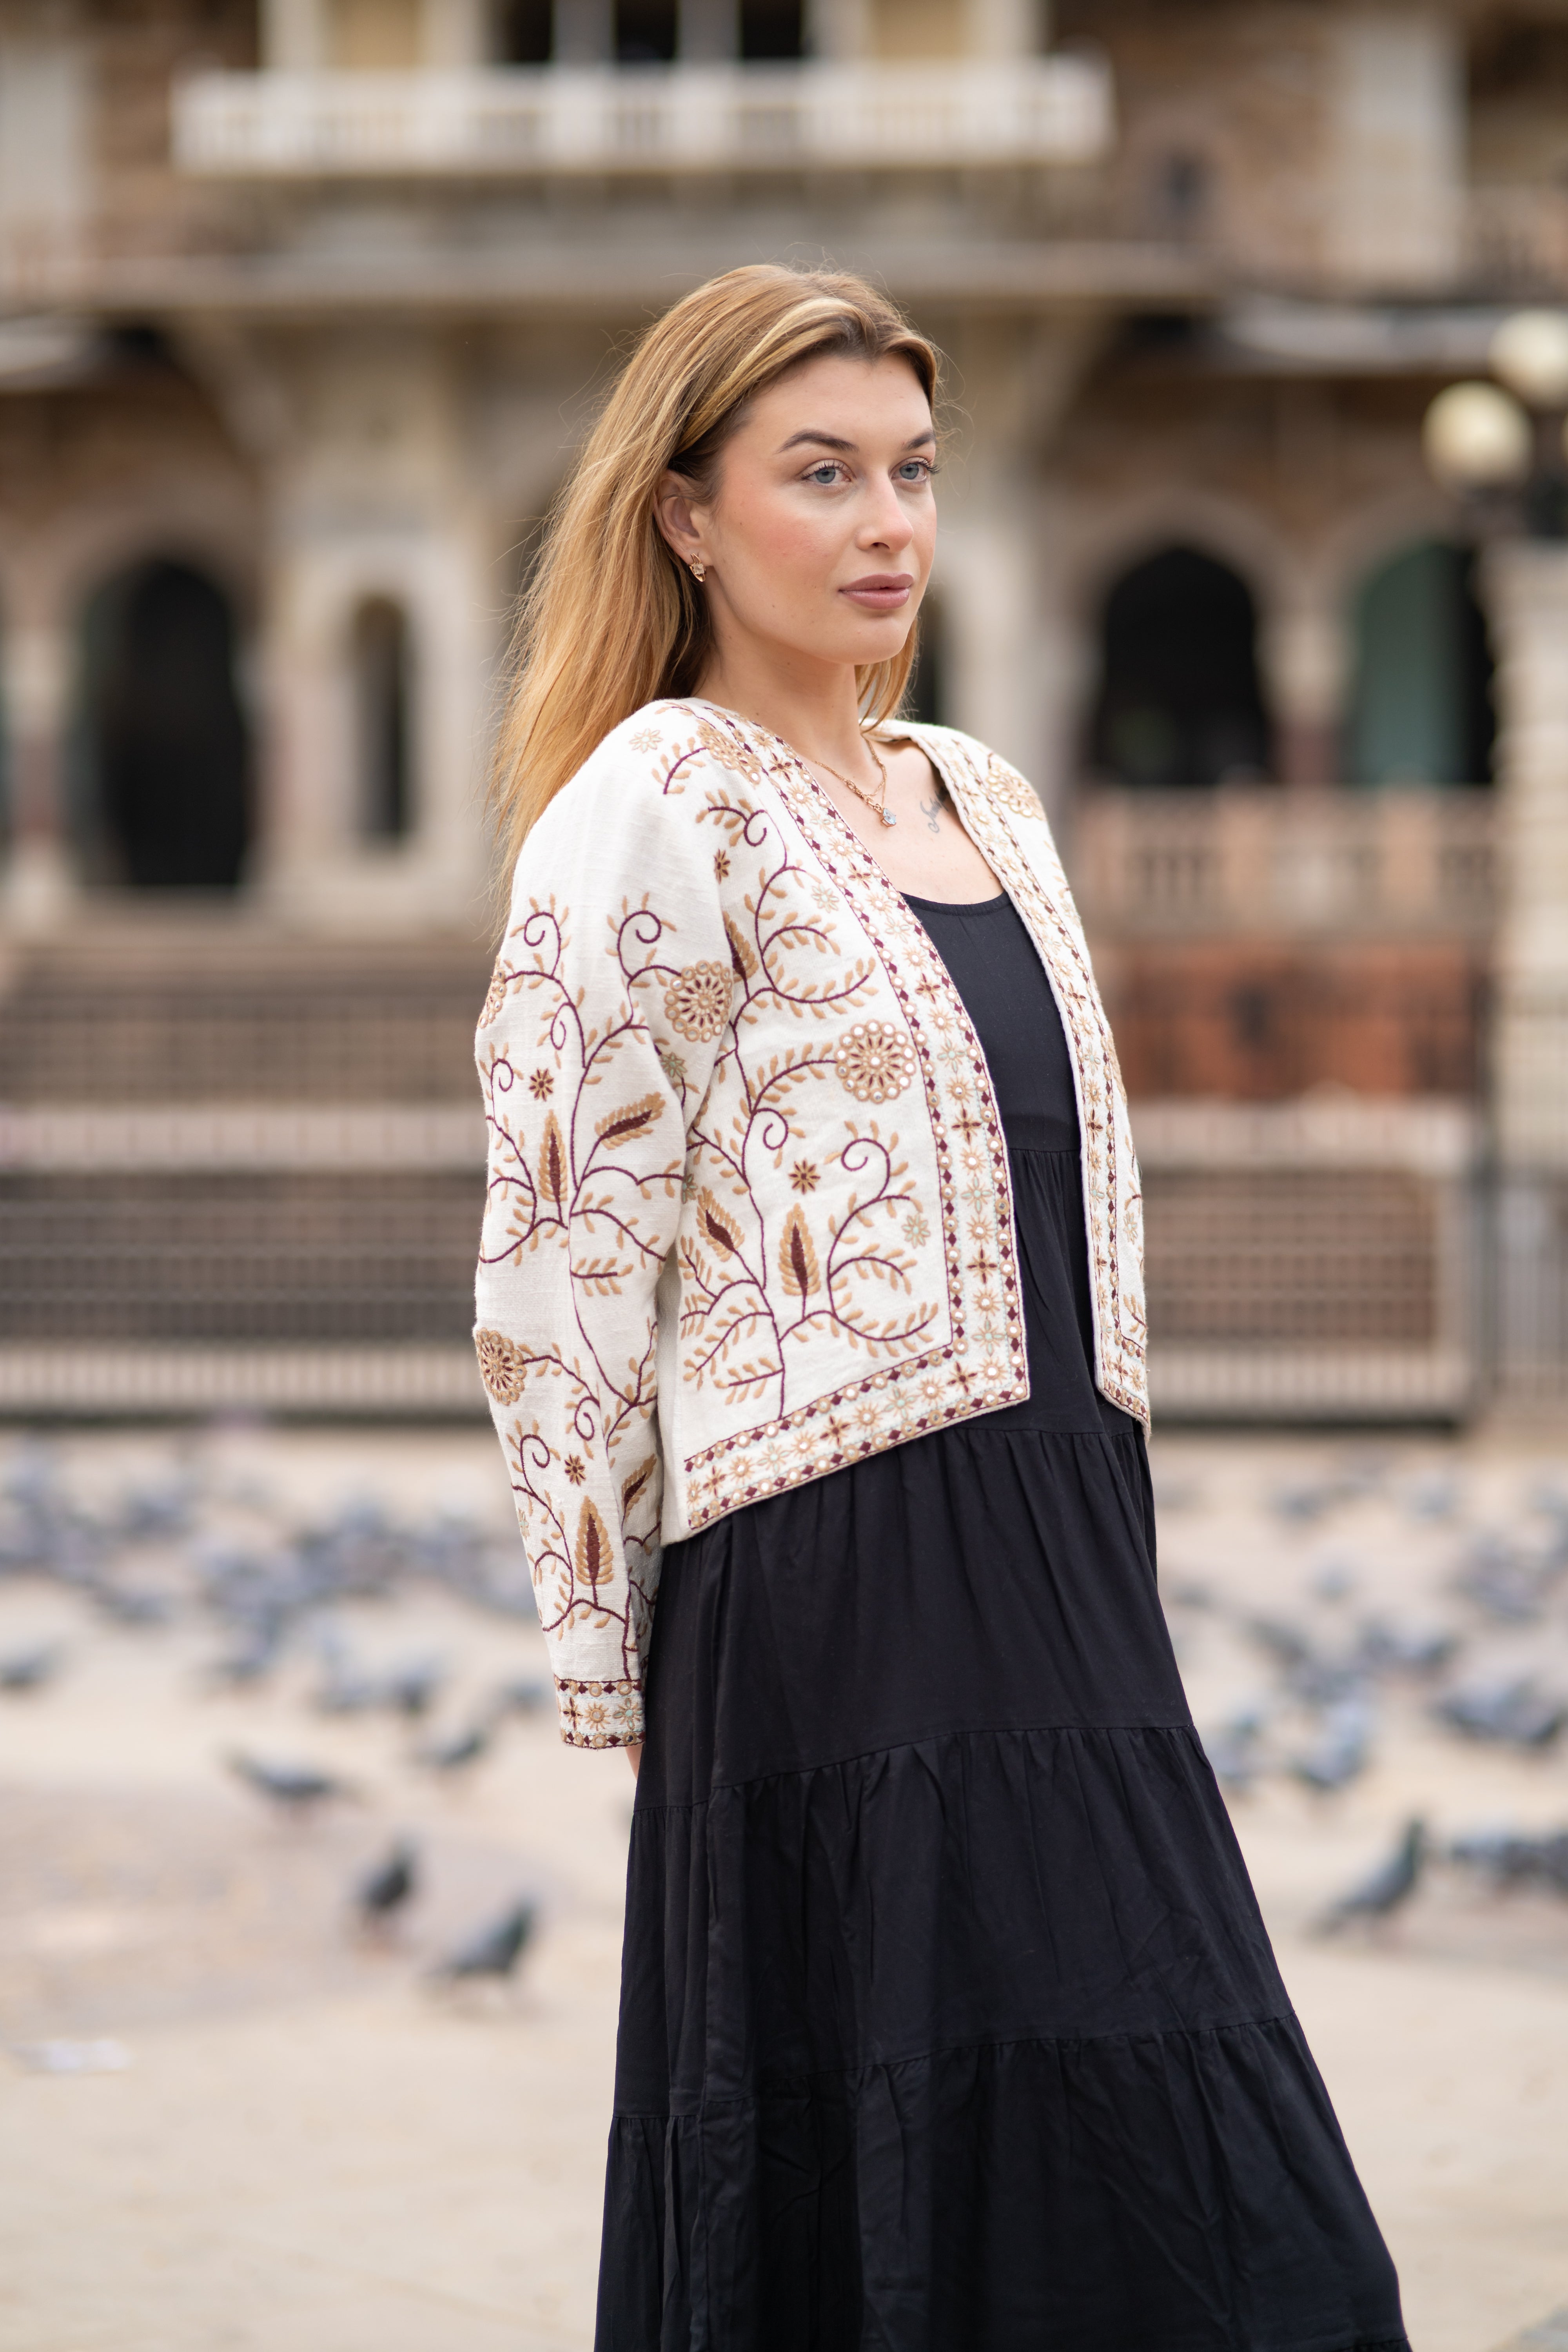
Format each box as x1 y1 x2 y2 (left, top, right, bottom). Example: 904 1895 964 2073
480 964 510 1027
778 1205 821 1299
475 1326 526 1405
664 959 731 1041
834 1020 918 1103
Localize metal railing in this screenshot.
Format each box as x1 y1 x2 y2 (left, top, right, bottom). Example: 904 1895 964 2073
1135 1098 1482 1419
1070 786 1496 940
171 56 1113 179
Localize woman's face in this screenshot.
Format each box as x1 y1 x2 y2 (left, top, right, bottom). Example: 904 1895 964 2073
660 350 937 677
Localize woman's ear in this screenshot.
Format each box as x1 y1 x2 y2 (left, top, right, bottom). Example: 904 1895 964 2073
655 472 707 568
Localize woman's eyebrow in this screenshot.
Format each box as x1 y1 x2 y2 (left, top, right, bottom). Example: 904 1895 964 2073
775 428 937 455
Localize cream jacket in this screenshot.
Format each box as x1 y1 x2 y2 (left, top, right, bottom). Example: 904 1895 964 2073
474 699 1146 1748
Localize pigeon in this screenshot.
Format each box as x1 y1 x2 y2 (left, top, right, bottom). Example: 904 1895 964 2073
1404 1472 1459 1522
0 1642 62 1693
1244 1615 1316 1671
431 1898 537 1983
415 1718 495 1774
1355 1617 1458 1678
225 1751 356 1812
354 1837 419 1928
493 1675 550 1718
206 1623 285 1687
1201 1709 1267 1794
1435 1679 1567 1751
1270 1481 1336 1525
1456 1536 1544 1624
1449 1828 1568 1895
1289 1698 1374 1792
382 1658 445 1719
1316 1819 1426 1933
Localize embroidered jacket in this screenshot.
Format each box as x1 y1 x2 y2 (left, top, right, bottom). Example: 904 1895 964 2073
474 699 1146 1749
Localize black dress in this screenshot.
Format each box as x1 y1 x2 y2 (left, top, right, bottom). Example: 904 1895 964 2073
598 889 1407 2352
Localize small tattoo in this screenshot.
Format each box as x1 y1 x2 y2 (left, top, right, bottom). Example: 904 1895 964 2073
919 788 948 837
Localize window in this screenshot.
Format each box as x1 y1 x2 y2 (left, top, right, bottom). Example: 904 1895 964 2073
496 0 553 61
740 0 804 60
615 0 676 62
351 597 413 841
1091 547 1272 788
1347 542 1493 787
78 559 250 889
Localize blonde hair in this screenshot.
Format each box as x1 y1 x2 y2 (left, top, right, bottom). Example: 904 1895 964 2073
490 263 939 869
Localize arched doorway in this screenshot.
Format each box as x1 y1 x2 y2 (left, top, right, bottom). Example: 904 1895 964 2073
1089 546 1273 787
79 558 250 889
350 595 412 842
1347 541 1494 786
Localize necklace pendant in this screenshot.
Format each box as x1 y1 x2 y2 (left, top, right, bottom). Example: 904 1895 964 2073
880 809 898 828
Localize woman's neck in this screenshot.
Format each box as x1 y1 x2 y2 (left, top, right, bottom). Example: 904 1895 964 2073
694 645 877 775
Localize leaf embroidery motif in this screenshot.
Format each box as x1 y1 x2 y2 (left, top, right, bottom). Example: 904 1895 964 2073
621 1456 657 1515
595 1093 665 1147
573 1497 613 1596
539 1112 568 1209
697 1188 745 1259
724 914 759 983
778 1206 820 1300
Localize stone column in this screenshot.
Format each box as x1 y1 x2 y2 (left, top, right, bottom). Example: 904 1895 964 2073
257 330 496 932
0 619 75 931
679 0 738 61
1261 603 1347 787
1483 540 1568 1394
937 317 1103 818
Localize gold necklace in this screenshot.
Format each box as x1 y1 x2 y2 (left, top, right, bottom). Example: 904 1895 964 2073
815 735 895 829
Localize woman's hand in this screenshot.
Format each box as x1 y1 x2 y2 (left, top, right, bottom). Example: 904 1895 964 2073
627 1742 643 1780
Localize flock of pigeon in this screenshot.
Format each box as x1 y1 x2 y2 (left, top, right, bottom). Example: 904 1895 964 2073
5 1435 1568 1968
1163 1457 1568 1935
0 1436 549 1991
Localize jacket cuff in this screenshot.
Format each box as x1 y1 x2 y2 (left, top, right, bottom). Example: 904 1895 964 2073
556 1675 645 1750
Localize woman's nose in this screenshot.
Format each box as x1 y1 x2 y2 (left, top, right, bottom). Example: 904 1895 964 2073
858 481 916 550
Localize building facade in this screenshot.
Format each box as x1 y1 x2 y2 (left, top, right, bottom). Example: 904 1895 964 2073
0 0 1564 1416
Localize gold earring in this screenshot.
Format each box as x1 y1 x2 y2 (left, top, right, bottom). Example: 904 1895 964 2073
688 557 706 583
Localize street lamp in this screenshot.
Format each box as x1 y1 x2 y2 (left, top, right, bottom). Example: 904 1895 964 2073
1423 308 1568 536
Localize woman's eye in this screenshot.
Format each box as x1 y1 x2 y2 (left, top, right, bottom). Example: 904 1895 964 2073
805 463 843 486
897 460 933 483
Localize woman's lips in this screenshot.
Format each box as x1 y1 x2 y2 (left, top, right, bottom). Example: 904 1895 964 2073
840 575 914 611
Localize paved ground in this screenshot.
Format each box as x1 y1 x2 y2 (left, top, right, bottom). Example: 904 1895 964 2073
0 1421 1565 2350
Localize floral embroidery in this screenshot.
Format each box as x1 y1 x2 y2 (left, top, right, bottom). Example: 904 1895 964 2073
790 1159 819 1193
664 959 731 1042
903 1209 931 1247
479 965 510 1027
835 1019 918 1103
529 1068 554 1099
714 848 731 880
564 1453 586 1485
984 752 1046 822
475 1326 526 1405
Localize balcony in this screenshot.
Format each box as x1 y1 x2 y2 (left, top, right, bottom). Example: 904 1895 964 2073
171 56 1113 180
1070 787 1496 942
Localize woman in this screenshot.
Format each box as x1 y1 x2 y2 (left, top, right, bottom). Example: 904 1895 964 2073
475 264 1407 2351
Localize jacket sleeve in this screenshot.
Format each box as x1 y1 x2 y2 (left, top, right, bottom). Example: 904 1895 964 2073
473 741 730 1748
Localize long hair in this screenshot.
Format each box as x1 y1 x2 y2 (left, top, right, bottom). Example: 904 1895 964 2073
490 263 939 870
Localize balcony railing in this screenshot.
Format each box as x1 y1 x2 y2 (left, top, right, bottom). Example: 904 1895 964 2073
171 57 1113 179
1070 786 1496 940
